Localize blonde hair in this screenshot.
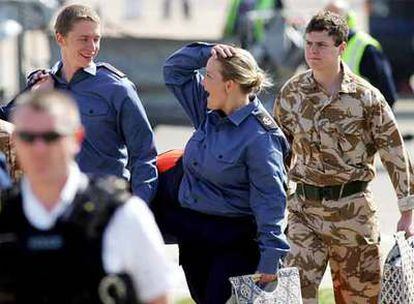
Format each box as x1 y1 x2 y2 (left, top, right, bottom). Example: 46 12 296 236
217 48 272 94
54 4 100 36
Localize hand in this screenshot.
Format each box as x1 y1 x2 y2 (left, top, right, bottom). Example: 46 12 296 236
397 210 414 237
28 70 54 91
211 44 236 59
31 74 55 92
27 70 49 86
257 273 277 284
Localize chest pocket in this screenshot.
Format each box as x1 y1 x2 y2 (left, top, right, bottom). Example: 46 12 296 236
336 126 362 152
322 101 365 153
211 145 240 164
79 95 110 117
214 152 238 164
332 111 367 165
334 114 366 154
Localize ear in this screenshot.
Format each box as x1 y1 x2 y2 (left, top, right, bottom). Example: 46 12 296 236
74 127 85 144
338 41 347 55
56 32 65 47
72 127 85 154
224 79 235 94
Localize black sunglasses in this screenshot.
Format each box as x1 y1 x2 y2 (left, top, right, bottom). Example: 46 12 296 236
16 131 67 144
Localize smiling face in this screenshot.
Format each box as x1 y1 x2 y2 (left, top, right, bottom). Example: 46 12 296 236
57 20 101 70
305 30 345 73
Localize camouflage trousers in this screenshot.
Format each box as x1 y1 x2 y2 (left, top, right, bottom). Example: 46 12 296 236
0 121 22 181
285 188 381 304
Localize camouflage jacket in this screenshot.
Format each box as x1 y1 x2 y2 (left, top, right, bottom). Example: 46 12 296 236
0 119 21 181
273 64 414 212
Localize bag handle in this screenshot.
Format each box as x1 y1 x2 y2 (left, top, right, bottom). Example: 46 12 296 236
395 232 414 276
229 267 301 298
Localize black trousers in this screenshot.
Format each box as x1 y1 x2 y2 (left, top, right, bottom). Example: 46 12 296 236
151 159 260 304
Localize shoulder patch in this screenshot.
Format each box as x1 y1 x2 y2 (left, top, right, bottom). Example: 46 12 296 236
96 62 126 78
252 108 278 131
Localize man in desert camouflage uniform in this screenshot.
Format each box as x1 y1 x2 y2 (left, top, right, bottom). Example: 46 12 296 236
0 119 21 181
273 11 414 304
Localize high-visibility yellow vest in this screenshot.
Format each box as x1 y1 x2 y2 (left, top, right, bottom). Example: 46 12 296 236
224 0 277 41
224 0 241 37
342 31 382 76
346 11 357 31
253 0 276 42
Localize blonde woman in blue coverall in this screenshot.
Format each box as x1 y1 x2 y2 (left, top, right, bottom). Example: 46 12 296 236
154 43 290 303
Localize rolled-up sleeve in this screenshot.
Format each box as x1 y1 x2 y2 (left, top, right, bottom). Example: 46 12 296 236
246 132 290 274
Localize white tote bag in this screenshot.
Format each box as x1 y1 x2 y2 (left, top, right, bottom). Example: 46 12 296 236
227 267 302 304
380 232 414 304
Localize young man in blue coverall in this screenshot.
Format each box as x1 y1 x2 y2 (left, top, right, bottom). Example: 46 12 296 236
0 4 157 202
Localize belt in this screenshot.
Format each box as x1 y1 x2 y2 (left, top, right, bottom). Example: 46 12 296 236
296 181 368 201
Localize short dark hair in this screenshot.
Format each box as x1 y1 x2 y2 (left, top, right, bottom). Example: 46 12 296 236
54 4 100 36
305 10 349 46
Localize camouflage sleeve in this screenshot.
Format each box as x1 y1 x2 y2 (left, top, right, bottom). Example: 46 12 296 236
273 88 294 142
0 120 22 182
273 86 296 170
370 91 414 211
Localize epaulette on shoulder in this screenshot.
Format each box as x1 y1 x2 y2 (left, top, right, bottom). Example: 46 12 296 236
96 62 126 78
252 108 278 131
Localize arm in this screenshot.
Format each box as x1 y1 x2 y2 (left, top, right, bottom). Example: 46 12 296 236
273 87 295 169
360 46 397 109
246 132 290 275
370 93 414 235
103 197 173 303
0 69 54 121
118 80 158 203
163 42 212 128
273 86 295 142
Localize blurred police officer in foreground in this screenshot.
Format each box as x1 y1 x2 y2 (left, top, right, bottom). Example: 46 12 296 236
0 90 172 304
274 11 414 304
0 4 157 203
